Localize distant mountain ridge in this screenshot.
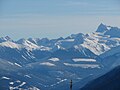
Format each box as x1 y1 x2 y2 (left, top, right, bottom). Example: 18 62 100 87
96 23 120 38
0 23 120 90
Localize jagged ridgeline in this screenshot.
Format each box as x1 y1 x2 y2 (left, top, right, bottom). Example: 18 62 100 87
0 23 120 90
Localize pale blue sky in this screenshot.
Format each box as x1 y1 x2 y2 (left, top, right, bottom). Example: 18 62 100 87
0 0 120 40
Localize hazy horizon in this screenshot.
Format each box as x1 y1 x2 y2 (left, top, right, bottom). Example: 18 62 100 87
0 0 120 40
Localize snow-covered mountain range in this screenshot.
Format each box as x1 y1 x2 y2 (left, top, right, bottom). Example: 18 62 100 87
0 23 120 90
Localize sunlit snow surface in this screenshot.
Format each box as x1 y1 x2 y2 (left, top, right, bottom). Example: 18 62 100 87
1 76 10 80
14 63 22 67
40 62 56 66
72 58 96 62
0 41 21 49
49 58 60 62
64 63 100 68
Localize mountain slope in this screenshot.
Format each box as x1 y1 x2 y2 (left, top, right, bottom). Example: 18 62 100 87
100 45 120 68
80 66 120 90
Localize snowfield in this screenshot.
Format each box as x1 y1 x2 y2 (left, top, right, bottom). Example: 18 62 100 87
64 63 100 68
40 62 56 66
49 58 60 62
72 58 96 62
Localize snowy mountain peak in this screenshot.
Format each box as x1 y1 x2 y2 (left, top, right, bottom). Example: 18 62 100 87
96 23 120 38
70 33 84 39
5 36 11 40
0 36 12 43
17 38 27 44
104 26 120 38
17 38 39 50
96 23 108 33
